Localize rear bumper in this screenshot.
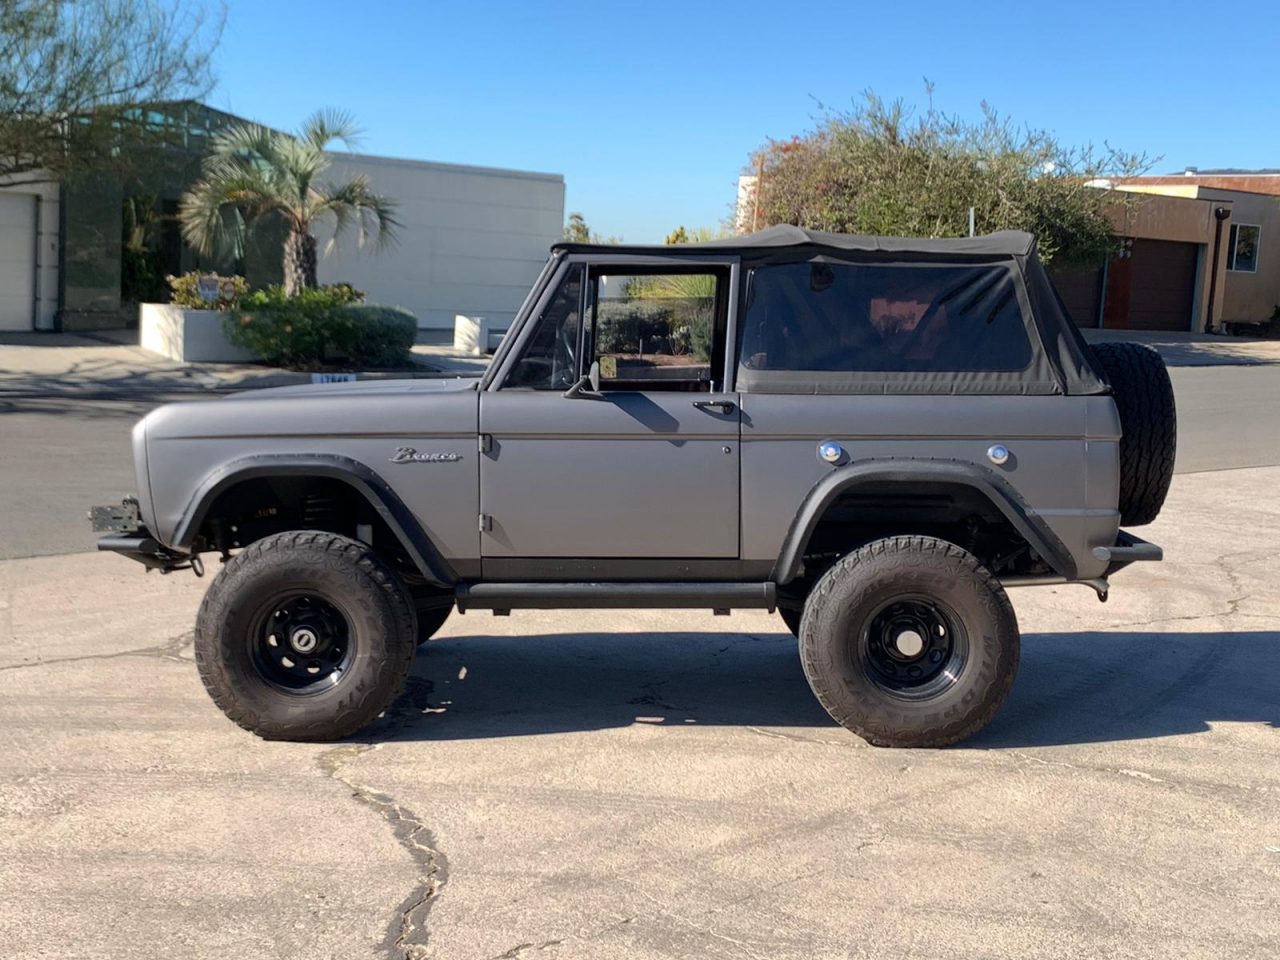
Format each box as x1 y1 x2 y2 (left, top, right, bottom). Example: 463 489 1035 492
1094 530 1163 574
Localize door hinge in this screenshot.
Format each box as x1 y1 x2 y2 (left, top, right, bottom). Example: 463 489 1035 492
479 514 492 533
479 434 493 454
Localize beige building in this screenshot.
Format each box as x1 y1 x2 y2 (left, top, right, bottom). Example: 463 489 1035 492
1049 172 1280 333
1048 187 1231 332
1114 170 1280 329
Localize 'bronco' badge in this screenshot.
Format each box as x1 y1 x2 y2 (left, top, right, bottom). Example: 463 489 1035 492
389 447 460 464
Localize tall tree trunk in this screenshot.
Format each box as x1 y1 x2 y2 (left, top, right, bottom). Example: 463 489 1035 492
282 229 318 297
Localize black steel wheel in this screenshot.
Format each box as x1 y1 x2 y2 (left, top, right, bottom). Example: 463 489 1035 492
861 596 968 700
195 531 417 741
250 594 355 693
799 535 1019 748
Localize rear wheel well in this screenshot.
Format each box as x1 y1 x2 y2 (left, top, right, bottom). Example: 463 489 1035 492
785 480 1050 600
193 476 430 589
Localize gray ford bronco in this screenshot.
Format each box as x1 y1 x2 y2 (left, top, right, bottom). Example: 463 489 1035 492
93 225 1174 747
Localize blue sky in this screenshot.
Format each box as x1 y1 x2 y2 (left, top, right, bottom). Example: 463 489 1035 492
205 0 1280 243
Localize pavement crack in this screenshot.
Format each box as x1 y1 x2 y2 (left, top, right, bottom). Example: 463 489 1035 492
487 940 563 959
628 681 689 716
619 882 775 960
317 744 447 960
1004 751 1228 792
0 630 193 671
743 725 853 748
1106 549 1267 629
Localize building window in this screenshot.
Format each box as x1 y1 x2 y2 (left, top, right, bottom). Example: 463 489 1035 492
1227 223 1261 273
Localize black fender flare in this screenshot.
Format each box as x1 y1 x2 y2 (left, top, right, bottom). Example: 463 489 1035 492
771 457 1076 584
172 454 455 587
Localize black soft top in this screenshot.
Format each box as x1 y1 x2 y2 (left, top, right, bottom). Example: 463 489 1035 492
553 225 1105 396
552 224 1036 258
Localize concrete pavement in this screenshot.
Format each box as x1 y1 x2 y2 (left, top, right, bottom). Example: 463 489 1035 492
2 467 1278 959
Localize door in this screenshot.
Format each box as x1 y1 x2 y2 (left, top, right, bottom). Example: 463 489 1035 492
1101 238 1198 331
1045 260 1103 328
0 192 36 331
1102 247 1132 329
479 261 740 558
1127 238 1198 331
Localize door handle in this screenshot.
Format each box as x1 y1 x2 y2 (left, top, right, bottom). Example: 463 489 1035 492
692 400 736 415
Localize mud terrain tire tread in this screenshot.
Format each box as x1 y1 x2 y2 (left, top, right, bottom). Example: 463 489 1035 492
1089 341 1177 526
194 530 417 741
799 535 1020 748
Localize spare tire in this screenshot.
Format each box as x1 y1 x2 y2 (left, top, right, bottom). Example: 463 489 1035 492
1089 342 1176 526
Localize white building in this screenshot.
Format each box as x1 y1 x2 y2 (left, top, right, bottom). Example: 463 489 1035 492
0 177 60 332
0 101 565 336
319 153 565 339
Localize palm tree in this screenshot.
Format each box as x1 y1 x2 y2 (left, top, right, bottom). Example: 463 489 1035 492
179 109 399 296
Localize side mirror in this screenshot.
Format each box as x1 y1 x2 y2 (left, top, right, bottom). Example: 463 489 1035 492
562 360 601 399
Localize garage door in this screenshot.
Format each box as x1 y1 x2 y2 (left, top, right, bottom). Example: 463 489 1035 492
1046 261 1103 328
1124 239 1198 331
0 192 36 331
1098 238 1199 332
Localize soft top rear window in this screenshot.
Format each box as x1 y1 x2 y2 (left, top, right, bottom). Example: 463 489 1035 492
738 261 1033 378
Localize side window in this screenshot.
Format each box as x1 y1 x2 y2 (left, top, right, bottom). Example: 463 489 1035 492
1227 223 1260 273
504 265 584 389
739 261 1031 375
587 269 722 391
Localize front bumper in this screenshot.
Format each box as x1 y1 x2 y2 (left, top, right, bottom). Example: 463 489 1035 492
90 498 198 574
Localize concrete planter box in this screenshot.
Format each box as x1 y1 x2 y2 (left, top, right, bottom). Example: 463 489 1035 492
453 313 506 355
139 303 259 363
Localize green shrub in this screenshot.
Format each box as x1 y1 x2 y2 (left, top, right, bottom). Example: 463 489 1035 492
335 305 418 367
595 298 713 362
223 284 414 369
596 300 673 355
168 272 249 310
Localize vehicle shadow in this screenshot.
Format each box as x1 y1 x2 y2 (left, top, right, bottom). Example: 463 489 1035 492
367 627 1280 748
971 629 1280 748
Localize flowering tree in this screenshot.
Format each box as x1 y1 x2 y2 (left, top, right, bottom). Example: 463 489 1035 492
746 91 1150 263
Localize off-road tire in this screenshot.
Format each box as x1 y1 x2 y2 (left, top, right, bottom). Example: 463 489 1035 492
194 531 417 741
778 605 802 638
799 536 1020 748
1089 342 1176 526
